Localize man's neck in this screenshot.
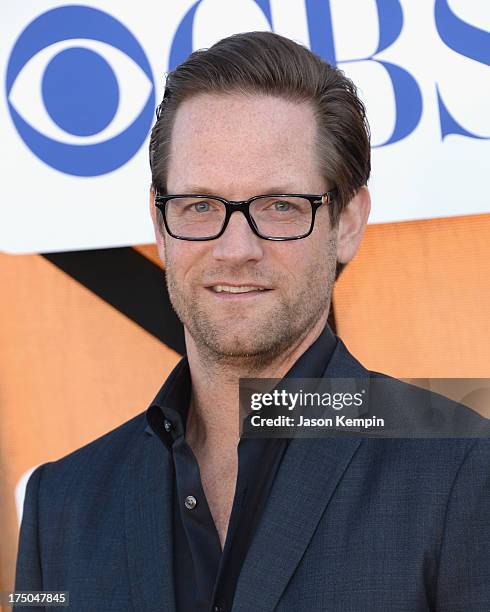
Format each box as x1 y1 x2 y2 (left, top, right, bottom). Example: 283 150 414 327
184 313 329 451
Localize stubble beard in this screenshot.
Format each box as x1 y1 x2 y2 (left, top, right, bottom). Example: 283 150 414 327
164 237 338 369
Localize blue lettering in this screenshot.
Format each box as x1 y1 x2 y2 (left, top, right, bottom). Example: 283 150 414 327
435 0 490 140
305 0 423 147
435 0 489 67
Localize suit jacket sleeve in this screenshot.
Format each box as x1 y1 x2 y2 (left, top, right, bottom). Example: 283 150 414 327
15 464 45 594
436 440 490 611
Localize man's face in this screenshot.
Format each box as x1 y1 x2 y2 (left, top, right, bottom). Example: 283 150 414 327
155 93 339 362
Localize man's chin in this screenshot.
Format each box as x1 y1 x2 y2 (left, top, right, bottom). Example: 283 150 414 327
190 326 285 362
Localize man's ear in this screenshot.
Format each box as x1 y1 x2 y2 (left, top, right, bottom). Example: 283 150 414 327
336 186 371 264
149 187 166 265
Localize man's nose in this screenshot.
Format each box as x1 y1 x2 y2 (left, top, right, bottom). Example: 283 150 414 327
212 211 264 264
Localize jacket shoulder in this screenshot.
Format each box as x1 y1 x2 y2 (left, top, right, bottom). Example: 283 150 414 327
332 337 490 439
38 411 148 492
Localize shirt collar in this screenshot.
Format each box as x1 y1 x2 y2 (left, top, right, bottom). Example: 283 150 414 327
145 323 338 442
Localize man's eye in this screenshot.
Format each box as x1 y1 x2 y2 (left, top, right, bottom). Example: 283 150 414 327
266 200 291 212
192 201 210 213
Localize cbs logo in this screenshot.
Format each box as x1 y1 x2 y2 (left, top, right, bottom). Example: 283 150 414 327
6 5 155 177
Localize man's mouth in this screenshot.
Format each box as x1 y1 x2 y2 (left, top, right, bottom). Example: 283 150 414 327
210 284 268 294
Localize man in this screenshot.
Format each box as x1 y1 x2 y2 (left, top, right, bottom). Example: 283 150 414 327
16 32 489 611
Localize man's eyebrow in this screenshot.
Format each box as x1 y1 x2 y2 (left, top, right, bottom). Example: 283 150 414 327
257 186 305 194
173 185 215 194
171 185 307 195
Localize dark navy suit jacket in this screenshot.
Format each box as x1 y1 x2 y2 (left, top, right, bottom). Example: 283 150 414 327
15 339 490 611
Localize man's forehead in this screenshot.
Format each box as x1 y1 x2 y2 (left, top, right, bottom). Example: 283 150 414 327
167 92 320 192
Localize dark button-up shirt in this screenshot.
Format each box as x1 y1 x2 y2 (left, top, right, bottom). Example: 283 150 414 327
146 323 337 612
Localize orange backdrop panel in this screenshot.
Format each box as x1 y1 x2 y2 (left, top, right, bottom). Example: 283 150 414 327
334 213 490 377
0 250 179 598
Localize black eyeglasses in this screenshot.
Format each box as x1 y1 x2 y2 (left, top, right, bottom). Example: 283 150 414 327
154 190 337 241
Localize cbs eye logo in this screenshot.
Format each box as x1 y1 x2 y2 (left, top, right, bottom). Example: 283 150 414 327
6 5 155 177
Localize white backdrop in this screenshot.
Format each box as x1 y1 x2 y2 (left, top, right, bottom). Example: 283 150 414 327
1 0 489 253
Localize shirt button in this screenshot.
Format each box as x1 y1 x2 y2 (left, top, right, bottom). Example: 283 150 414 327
213 605 223 612
184 495 197 510
163 419 172 432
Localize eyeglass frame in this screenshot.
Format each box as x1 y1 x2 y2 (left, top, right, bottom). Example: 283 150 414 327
153 189 338 241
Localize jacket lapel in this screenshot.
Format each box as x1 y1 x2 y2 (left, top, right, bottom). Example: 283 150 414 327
124 431 175 611
233 339 367 612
